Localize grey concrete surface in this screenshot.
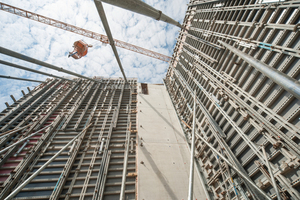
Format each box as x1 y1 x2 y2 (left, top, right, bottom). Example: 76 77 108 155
137 84 206 200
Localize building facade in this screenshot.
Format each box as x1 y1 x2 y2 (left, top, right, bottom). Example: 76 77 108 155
0 0 300 200
165 0 300 199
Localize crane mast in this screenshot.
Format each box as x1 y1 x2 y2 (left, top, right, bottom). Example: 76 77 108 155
0 2 171 62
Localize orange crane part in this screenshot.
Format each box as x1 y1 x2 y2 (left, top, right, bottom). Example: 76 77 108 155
0 2 171 62
68 40 92 59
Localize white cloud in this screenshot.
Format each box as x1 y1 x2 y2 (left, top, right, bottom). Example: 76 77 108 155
0 0 187 112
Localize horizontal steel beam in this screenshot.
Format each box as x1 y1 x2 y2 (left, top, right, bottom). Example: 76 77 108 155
188 0 225 7
0 46 98 82
0 60 73 81
0 75 45 83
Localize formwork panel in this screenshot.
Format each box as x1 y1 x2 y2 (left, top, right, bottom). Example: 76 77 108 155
0 77 138 200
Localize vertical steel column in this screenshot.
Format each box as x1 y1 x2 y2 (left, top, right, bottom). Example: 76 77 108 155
0 113 65 199
261 146 282 200
0 79 62 132
188 90 196 200
120 122 131 200
120 84 132 200
172 69 267 200
93 1 127 82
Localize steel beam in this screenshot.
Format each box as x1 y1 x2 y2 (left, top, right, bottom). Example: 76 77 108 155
0 75 45 83
188 90 196 200
172 68 266 200
0 60 73 81
99 0 182 28
0 80 63 132
93 0 127 82
120 98 132 200
218 41 300 101
262 146 282 200
0 46 98 82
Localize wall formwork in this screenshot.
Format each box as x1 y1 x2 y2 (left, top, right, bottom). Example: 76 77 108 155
0 77 138 200
165 0 300 199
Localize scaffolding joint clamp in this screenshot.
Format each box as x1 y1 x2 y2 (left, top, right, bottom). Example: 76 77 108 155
156 10 162 20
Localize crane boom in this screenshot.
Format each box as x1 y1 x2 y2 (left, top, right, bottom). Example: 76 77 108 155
0 2 171 62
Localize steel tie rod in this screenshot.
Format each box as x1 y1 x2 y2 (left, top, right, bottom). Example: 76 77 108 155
0 124 52 154
218 40 300 101
4 123 93 200
188 90 196 200
119 122 131 200
94 0 127 82
0 46 99 82
0 124 31 139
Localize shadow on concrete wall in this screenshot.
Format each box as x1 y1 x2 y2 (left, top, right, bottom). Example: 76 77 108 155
139 145 178 199
139 95 185 142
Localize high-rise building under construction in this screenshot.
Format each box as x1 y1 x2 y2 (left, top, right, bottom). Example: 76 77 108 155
0 0 300 200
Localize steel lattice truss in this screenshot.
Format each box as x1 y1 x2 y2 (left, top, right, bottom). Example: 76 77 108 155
0 2 171 62
165 0 300 199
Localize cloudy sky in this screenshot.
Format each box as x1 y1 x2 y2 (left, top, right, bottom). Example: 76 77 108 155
0 0 187 111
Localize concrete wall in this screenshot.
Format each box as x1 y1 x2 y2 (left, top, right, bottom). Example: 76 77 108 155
137 83 206 200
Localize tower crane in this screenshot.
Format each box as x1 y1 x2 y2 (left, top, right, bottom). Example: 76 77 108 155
0 2 171 62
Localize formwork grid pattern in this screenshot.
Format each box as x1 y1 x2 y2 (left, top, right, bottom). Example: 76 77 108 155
165 0 300 200
0 77 138 200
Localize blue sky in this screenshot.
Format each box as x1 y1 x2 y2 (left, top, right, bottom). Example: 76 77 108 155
0 0 187 112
